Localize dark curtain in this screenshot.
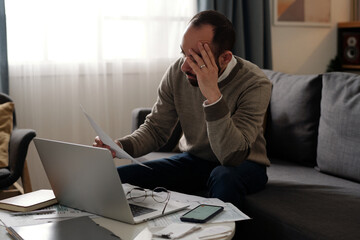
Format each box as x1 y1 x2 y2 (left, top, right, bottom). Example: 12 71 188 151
197 0 272 69
0 0 9 94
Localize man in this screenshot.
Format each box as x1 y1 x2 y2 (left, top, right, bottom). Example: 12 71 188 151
94 10 271 209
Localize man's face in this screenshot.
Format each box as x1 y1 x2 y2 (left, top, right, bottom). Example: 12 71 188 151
180 24 218 87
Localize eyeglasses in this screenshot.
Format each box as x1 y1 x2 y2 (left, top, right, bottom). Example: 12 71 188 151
126 187 170 215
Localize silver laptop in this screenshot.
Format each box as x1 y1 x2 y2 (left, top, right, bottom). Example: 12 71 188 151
34 138 188 224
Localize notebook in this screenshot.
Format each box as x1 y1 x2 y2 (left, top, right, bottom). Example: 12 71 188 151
0 189 57 212
33 138 188 224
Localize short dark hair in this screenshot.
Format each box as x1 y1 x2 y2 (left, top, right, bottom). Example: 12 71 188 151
189 10 235 57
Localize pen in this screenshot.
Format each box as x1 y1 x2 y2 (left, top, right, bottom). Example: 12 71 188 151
153 234 171 239
11 209 56 216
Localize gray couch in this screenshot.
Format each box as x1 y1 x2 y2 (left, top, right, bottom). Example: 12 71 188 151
242 70 360 240
132 70 360 240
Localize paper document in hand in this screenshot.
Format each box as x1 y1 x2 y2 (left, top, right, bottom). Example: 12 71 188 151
80 105 151 169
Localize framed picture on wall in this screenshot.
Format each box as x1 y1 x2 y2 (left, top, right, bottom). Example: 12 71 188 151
274 0 331 27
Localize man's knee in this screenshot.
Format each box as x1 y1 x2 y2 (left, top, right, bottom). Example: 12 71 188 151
208 166 247 199
117 163 159 189
207 161 268 209
117 164 141 184
209 166 236 187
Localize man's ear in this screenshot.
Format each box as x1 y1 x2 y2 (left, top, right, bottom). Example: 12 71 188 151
218 50 233 67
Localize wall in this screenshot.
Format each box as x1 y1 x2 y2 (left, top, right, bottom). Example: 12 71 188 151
272 0 351 74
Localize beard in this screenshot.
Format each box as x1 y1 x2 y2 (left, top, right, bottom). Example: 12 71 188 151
184 59 222 87
185 72 199 87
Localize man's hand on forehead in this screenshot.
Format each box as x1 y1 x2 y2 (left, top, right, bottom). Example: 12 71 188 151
186 42 221 104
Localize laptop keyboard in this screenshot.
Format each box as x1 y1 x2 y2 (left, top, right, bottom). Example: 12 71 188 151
129 203 157 217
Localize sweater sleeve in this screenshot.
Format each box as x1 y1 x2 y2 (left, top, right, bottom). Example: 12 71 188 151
204 76 271 166
118 62 180 157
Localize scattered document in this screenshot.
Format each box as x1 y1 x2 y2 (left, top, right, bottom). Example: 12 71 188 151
145 192 249 228
33 205 94 220
135 224 233 240
11 209 56 216
197 225 232 240
147 202 249 228
168 190 250 223
153 223 201 239
0 205 93 227
120 184 250 228
80 105 151 169
169 191 224 209
133 227 153 240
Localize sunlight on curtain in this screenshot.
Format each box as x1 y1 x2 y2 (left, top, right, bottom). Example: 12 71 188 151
5 0 196 189
6 0 195 141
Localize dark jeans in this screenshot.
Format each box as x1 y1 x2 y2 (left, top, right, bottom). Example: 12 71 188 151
117 152 268 209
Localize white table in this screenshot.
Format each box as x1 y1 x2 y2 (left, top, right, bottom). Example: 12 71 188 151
0 185 240 240
94 216 235 239
0 212 235 240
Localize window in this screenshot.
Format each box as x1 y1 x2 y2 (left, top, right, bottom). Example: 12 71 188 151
5 0 196 62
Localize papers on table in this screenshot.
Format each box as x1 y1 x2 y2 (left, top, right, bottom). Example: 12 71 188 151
144 189 250 228
0 185 249 240
80 105 151 169
0 205 94 227
198 225 233 240
153 223 201 239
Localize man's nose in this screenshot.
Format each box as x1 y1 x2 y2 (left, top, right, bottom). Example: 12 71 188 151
181 58 192 73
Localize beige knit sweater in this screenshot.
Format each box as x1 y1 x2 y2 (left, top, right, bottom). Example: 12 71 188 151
119 56 271 166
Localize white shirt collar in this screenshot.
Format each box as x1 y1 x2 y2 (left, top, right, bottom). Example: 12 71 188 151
218 55 237 83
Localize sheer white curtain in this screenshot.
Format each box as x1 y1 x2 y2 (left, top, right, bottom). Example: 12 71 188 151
5 0 196 189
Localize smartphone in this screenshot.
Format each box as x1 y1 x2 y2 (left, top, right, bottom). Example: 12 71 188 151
180 204 224 223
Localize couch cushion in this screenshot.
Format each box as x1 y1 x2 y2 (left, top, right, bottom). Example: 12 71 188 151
244 159 360 240
0 102 14 167
262 70 322 166
317 72 360 182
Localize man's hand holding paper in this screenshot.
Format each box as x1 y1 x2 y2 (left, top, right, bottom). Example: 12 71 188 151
81 105 151 169
93 136 118 158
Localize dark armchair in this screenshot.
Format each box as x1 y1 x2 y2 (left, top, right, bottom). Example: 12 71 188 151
132 108 182 153
0 93 36 199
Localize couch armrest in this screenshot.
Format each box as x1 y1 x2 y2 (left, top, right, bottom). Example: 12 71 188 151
131 108 182 152
132 108 152 132
3 129 36 187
